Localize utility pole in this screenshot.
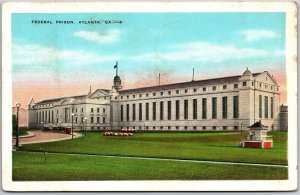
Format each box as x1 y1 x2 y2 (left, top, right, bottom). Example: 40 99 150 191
192 68 195 81
158 73 160 86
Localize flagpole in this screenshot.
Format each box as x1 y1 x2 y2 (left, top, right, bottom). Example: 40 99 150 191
116 61 118 76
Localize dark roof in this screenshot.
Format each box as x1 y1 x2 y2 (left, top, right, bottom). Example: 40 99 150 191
119 73 262 94
280 105 288 112
36 94 88 104
247 120 268 130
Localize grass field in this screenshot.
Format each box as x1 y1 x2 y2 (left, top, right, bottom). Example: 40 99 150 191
14 131 288 180
13 151 287 181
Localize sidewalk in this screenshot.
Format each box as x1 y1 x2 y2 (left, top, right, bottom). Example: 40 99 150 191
12 131 82 145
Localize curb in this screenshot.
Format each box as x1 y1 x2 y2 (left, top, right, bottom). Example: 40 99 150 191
13 132 36 139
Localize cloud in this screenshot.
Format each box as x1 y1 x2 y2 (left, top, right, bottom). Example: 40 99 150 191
12 43 120 66
274 49 285 57
239 29 279 42
129 41 268 62
73 29 120 44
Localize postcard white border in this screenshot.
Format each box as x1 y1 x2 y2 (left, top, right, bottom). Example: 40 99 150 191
2 1 298 191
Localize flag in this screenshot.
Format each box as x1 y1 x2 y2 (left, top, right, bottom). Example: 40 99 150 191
114 62 118 69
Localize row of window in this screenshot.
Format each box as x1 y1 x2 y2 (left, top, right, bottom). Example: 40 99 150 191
259 96 274 119
90 108 106 113
120 96 239 122
36 109 107 124
120 126 240 130
119 82 278 101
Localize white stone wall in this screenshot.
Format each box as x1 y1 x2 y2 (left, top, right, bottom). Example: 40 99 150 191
28 71 281 131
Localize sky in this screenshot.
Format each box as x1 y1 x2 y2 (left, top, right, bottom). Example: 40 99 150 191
12 12 286 108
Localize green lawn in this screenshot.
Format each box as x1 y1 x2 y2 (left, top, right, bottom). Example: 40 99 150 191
19 131 287 165
13 151 287 181
14 131 288 180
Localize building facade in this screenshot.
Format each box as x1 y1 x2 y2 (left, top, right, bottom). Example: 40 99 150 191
28 68 281 131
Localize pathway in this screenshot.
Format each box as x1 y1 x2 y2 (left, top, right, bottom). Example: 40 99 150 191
12 131 82 145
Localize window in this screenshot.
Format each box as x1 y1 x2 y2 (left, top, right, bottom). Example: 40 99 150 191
133 95 135 99
176 90 179 94
52 110 54 123
193 99 197 119
167 101 171 120
185 89 188 93
234 84 238 88
146 93 149 97
168 91 171 95
222 97 228 119
160 101 164 120
223 85 227 90
152 102 157 120
252 82 254 86
259 95 262 118
234 126 238 130
81 117 83 123
212 97 217 119
132 104 136 121
260 83 262 88
160 92 164 96
97 117 100 124
160 126 163 130
184 126 188 130
126 104 129 121
91 117 94 124
103 117 106 124
184 100 188 119
75 108 77 113
121 96 123 99
176 100 180 120
146 103 149 120
213 86 216 91
203 87 206 92
213 126 216 130
193 126 197 130
168 126 171 130
97 108 100 113
153 126 156 130
243 82 247 86
233 96 239 119
223 126 227 130
202 98 207 119
265 96 268 118
153 93 156 96
103 108 105 113
91 108 93 113
176 126 179 130
271 86 273 90
127 95 129 99
139 103 142 121
139 94 142 98
193 88 197 92
271 97 274 119
265 85 268 89
121 105 124 121
203 126 206 130
146 126 149 130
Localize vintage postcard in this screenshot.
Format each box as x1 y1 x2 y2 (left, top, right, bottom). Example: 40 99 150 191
2 1 297 191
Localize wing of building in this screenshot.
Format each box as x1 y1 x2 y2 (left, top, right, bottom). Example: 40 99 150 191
28 68 281 131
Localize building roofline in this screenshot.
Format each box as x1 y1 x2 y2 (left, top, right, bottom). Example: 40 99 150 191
119 72 263 94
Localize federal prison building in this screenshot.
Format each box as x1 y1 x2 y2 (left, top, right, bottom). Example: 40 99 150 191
28 67 282 131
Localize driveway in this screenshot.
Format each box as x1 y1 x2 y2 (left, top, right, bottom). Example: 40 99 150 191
12 131 82 145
